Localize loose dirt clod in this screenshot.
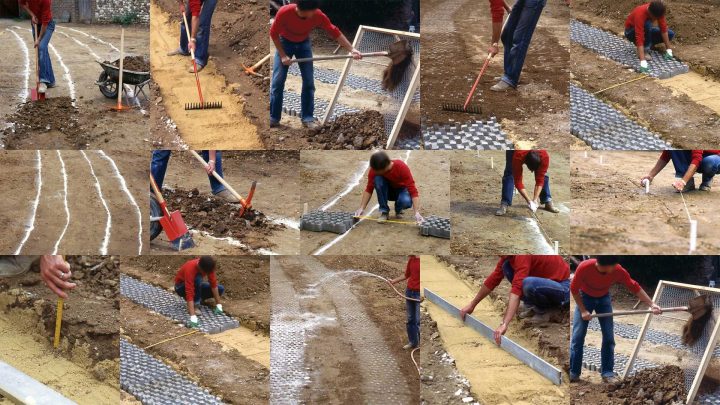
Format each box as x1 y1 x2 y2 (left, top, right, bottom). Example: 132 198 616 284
306 110 387 150
1 97 88 149
107 56 150 72
604 366 687 405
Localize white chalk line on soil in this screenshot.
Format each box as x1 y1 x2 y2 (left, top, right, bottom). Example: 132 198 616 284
64 27 119 52
52 151 71 255
319 161 370 211
6 29 30 103
81 151 111 254
313 150 412 255
14 150 43 255
189 230 277 255
55 30 102 61
97 150 143 254
267 216 300 230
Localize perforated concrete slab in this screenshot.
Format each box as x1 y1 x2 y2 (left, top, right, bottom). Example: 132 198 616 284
120 339 224 405
570 84 670 150
570 19 689 79
120 275 239 334
422 117 513 150
420 215 451 239
299 210 355 234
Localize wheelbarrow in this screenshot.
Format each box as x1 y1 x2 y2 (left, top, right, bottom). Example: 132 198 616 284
96 58 151 102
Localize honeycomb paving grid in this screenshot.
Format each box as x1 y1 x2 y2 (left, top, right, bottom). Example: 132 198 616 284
120 339 224 405
282 91 359 121
420 215 451 239
570 84 670 150
299 210 355 234
570 19 689 79
581 345 657 375
119 275 239 334
422 118 514 150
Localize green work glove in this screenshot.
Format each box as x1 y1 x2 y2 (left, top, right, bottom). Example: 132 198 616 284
663 49 674 61
213 304 224 315
639 60 650 74
188 315 199 328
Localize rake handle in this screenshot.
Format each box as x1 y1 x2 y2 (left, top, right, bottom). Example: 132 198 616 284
188 150 250 208
463 52 493 110
181 10 204 104
590 306 688 318
292 51 388 64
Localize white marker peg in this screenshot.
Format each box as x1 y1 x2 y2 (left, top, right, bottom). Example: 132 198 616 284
491 156 494 169
641 178 650 194
303 202 308 215
584 151 588 158
599 155 604 165
690 220 698 252
476 150 481 158
554 241 559 254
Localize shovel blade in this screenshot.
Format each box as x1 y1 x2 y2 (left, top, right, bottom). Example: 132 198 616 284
159 209 189 241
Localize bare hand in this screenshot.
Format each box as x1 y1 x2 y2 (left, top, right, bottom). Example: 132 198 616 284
414 211 424 225
672 179 686 192
281 55 292 66
188 39 196 53
354 208 364 218
204 160 215 175
640 175 653 185
494 323 508 345
351 48 362 60
34 40 39 48
31 16 38 24
650 303 663 315
488 43 499 57
581 310 592 321
39 255 76 298
459 303 474 321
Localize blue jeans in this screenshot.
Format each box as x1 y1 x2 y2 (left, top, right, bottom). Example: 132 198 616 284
406 288 420 347
502 260 569 309
32 21 56 86
174 274 224 305
625 20 675 49
500 0 546 87
569 293 615 379
374 176 413 215
668 151 720 187
179 0 217 67
270 38 315 123
151 150 226 194
500 150 552 206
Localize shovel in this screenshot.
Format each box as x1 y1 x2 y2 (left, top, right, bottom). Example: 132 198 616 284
149 173 196 251
181 9 222 110
30 24 45 102
188 150 256 218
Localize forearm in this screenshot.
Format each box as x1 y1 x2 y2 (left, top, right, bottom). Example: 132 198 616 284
191 17 200 40
637 45 645 60
187 300 196 316
272 37 287 58
359 191 372 211
335 34 354 52
212 287 221 304
208 150 216 164
662 32 671 49
635 290 654 306
682 164 698 184
648 159 668 178
412 196 421 213
532 185 542 202
471 285 492 306
519 188 531 203
38 25 48 42
572 292 587 313
491 21 502 45
390 275 407 284
503 293 521 325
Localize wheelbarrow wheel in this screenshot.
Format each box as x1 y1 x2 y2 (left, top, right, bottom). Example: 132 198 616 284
98 71 118 99
150 194 163 241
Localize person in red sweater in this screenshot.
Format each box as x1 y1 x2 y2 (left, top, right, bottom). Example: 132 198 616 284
642 150 720 192
167 0 217 72
624 1 675 73
355 151 423 225
496 150 560 216
390 255 421 349
174 256 225 328
569 256 661 384
20 0 56 92
269 0 361 129
460 255 570 344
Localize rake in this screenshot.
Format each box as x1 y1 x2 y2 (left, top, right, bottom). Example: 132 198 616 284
242 53 271 77
181 10 222 110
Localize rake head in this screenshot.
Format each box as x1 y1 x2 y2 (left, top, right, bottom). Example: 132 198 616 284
185 101 223 110
441 103 481 114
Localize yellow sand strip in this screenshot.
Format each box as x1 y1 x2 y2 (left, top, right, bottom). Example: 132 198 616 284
207 326 270 369
661 72 720 114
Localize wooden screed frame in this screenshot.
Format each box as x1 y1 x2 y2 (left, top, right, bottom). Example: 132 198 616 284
621 280 720 404
321 25 421 150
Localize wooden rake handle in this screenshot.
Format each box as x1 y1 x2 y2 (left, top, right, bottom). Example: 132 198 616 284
181 9 204 104
590 306 688 318
188 150 251 208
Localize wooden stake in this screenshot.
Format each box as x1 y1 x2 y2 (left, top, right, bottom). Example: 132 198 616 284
116 28 125 109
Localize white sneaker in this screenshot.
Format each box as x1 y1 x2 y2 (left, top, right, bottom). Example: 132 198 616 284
517 303 535 319
38 83 47 93
403 343 415 350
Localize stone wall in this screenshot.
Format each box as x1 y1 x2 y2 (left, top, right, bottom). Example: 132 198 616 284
48 0 149 24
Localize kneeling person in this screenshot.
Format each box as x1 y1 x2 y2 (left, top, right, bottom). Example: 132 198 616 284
175 255 225 328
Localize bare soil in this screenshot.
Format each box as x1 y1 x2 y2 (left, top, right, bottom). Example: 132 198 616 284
451 151 571 255
421 0 578 149
0 21 150 150
299 150 451 255
573 365 686 405
107 56 150 72
305 110 388 150
570 151 720 254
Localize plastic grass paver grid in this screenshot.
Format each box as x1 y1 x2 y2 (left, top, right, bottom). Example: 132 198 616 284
282 90 358 121
420 215 451 239
570 84 670 150
120 274 239 334
570 19 689 79
422 117 513 150
299 210 355 234
120 339 224 405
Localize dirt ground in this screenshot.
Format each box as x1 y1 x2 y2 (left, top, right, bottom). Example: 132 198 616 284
299 150 451 255
0 150 147 255
570 151 720 254
451 151 571 255
0 21 150 150
571 0 720 148
0 255 120 404
121 256 270 404
421 255 568 404
149 150 300 255
271 255 420 404
149 1 264 149
421 0 579 149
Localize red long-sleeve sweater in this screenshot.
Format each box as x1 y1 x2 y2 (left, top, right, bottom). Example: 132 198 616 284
484 255 569 297
365 160 419 198
270 4 341 43
512 150 550 191
20 0 52 24
625 3 668 47
489 0 506 23
660 150 720 167
405 256 420 291
187 0 204 17
570 259 641 298
174 258 218 302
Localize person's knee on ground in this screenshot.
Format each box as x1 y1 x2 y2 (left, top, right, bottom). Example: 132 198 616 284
395 191 413 215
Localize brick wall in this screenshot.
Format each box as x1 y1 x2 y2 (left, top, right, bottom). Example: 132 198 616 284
51 0 77 23
95 0 149 24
